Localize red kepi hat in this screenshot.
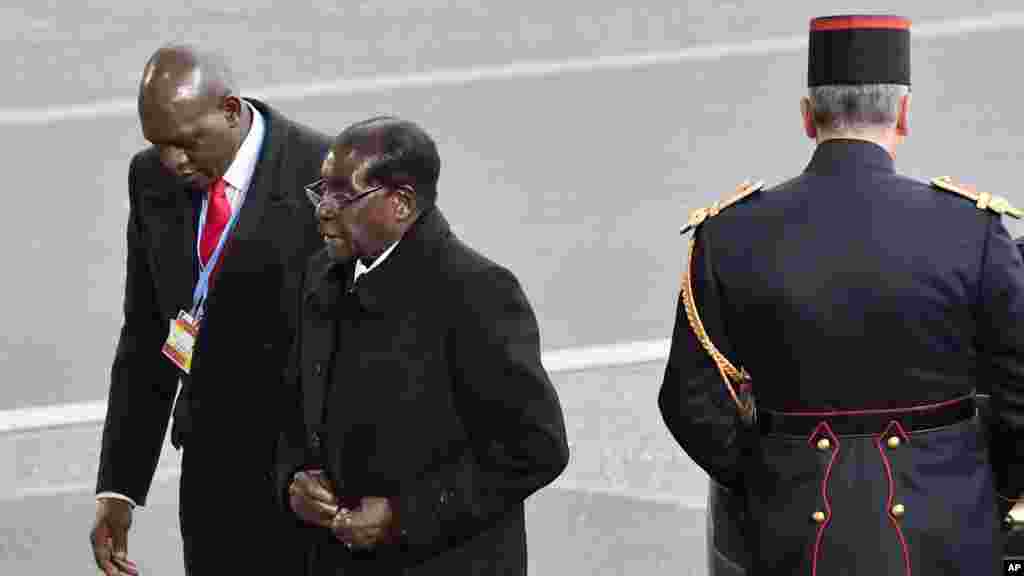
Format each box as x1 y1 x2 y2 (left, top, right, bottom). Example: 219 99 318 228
807 15 911 87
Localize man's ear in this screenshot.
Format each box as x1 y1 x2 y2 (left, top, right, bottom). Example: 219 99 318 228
896 92 911 137
394 187 416 221
800 96 817 139
222 95 243 127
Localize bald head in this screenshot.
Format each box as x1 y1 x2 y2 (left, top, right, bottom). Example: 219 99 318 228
137 44 251 190
139 44 236 111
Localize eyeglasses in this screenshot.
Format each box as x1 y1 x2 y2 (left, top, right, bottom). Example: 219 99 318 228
304 178 386 210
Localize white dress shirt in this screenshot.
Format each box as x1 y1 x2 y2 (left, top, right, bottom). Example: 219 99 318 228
353 239 400 284
97 102 266 508
196 100 265 259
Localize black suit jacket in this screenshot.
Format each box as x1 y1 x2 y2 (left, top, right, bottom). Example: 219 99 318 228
276 207 570 575
96 99 328 560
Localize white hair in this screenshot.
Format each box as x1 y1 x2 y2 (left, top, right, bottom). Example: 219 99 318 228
808 84 909 132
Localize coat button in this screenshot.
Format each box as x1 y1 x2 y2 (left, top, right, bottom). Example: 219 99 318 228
314 363 323 376
891 504 905 517
887 436 901 449
310 432 321 451
816 438 831 451
811 511 827 523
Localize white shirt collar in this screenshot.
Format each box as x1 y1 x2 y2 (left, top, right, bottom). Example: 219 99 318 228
353 239 400 283
220 101 265 193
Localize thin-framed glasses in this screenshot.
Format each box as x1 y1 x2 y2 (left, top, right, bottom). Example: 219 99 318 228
304 178 386 210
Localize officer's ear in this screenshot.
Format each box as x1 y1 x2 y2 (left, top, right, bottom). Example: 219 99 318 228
896 93 911 137
800 96 817 139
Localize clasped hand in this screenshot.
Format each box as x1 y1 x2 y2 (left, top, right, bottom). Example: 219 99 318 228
1008 500 1024 530
289 470 396 549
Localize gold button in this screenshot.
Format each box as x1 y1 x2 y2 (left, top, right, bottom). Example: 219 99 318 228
891 504 905 517
887 436 901 449
812 511 826 523
816 438 831 451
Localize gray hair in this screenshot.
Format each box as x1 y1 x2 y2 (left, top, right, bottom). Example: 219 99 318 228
808 84 909 132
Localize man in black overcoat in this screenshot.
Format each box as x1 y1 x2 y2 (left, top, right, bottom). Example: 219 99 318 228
89 45 329 575
659 15 1024 575
276 116 570 575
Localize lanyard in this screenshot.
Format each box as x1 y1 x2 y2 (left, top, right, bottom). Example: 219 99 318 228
190 183 248 322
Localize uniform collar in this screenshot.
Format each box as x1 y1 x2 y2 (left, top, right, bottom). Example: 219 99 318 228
220 100 265 191
805 138 896 176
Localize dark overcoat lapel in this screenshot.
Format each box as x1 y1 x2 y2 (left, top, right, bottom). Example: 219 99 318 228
136 165 197 323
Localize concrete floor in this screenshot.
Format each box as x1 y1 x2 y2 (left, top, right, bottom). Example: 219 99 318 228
0 480 710 576
3 3 1024 574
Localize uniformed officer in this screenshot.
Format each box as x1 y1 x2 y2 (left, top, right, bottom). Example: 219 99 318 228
658 15 1024 575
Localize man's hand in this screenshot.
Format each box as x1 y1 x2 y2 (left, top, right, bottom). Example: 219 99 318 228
331 496 397 550
90 498 139 576
1007 500 1024 530
289 469 339 528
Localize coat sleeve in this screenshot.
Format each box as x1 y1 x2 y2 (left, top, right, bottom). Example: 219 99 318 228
272 262 310 515
95 155 181 505
658 229 747 490
271 122 332 513
977 218 1024 502
392 265 570 559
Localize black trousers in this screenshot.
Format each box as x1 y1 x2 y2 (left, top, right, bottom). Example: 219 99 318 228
707 480 748 576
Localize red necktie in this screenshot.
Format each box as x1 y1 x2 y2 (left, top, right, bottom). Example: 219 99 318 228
199 178 231 268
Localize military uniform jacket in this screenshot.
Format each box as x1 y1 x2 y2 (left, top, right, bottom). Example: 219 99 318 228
274 207 570 575
660 140 1024 575
96 100 329 572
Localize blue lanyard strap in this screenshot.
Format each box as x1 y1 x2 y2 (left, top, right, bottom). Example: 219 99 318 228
190 183 248 321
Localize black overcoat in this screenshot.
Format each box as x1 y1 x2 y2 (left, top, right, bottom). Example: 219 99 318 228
276 207 570 575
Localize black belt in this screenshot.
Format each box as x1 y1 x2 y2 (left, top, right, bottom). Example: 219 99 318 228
757 395 976 437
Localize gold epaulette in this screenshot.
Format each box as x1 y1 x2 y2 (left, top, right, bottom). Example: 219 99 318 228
680 180 765 235
930 176 1023 219
677 180 761 421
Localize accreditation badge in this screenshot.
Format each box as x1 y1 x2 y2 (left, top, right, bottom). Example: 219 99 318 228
162 310 198 374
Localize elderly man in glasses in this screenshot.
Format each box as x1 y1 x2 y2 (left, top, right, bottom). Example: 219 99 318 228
274 116 570 575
